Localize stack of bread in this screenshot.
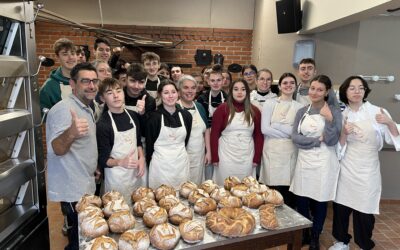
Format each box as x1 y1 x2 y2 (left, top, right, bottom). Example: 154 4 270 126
77 194 109 238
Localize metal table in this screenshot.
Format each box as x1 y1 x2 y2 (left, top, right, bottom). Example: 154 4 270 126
80 204 311 250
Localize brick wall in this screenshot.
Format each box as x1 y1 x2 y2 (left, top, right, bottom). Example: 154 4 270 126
35 21 253 86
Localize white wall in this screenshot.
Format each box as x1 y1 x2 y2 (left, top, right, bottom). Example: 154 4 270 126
40 0 255 29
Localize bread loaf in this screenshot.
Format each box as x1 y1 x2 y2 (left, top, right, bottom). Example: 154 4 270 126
85 235 117 250
206 207 255 237
103 199 130 218
179 181 198 198
102 191 124 205
179 220 204 244
143 206 168 228
242 193 264 209
108 210 135 233
230 184 250 198
194 197 217 215
76 194 102 212
259 204 279 230
210 187 230 202
262 189 284 206
188 188 209 204
81 216 109 238
168 202 193 225
132 197 157 217
200 180 218 194
149 223 180 250
242 176 258 187
158 194 180 212
155 184 176 201
131 187 155 203
118 230 150 250
218 196 242 208
249 183 269 194
224 176 241 191
78 205 104 223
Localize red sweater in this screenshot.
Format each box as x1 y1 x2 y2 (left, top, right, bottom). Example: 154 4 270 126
210 101 264 164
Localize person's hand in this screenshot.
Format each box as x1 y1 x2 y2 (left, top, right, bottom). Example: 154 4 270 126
204 151 212 165
94 168 101 181
118 149 138 169
319 135 324 142
212 162 219 167
320 102 333 122
252 163 258 168
136 95 146 115
69 109 89 139
376 108 393 125
343 117 354 135
136 156 145 177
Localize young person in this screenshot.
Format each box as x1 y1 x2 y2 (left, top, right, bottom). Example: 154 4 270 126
210 79 263 186
96 78 146 202
93 37 111 63
146 81 192 189
329 76 400 250
291 75 342 250
221 69 232 94
177 75 211 184
142 52 162 99
40 38 77 113
157 62 171 79
171 65 183 84
260 73 302 208
250 68 277 110
241 64 258 91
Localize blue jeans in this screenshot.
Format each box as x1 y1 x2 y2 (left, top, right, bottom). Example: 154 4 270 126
60 202 78 250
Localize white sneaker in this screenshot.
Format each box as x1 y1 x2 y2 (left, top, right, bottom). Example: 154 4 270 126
328 242 349 250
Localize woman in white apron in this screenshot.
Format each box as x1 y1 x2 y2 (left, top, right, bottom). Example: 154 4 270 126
146 81 192 189
260 73 303 208
250 69 277 110
196 65 227 180
329 76 400 250
96 78 146 203
177 75 211 185
210 79 264 186
290 75 342 250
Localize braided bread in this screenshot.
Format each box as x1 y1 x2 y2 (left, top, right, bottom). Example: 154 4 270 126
206 207 255 237
259 204 279 230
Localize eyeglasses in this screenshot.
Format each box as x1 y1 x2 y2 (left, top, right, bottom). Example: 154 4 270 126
348 86 365 92
243 71 256 77
78 78 100 85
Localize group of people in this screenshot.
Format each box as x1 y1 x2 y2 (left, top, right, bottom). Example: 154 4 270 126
41 37 400 250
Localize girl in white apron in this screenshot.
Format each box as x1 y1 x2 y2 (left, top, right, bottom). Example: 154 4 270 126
146 81 192 189
290 75 342 250
210 79 264 186
329 76 400 250
96 78 146 203
260 73 302 208
196 65 227 180
177 75 211 185
250 69 277 110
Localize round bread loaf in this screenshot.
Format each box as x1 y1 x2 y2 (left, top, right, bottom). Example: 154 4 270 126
194 197 217 215
188 189 209 204
103 199 130 218
210 187 230 202
85 235 117 250
78 205 104 223
206 207 255 237
230 184 250 198
242 176 258 187
249 183 269 194
118 230 150 250
224 176 241 191
131 187 155 203
132 197 157 217
76 194 102 212
81 216 109 238
149 223 180 250
155 184 176 201
102 191 124 205
108 210 136 233
242 193 264 209
159 194 180 212
168 202 193 225
143 206 168 228
179 220 204 244
200 180 218 194
259 204 279 230
179 181 198 198
262 189 284 206
218 195 242 208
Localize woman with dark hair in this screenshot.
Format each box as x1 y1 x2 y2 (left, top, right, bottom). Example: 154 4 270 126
290 75 342 250
260 73 303 208
328 76 400 250
157 63 170 79
145 81 192 189
221 69 232 94
241 64 258 91
250 68 277 110
210 79 263 186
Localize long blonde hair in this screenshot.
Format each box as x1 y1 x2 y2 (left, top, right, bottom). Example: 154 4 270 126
226 79 254 126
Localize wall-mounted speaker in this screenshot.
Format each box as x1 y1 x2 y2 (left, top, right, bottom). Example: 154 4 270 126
194 49 212 66
275 0 302 34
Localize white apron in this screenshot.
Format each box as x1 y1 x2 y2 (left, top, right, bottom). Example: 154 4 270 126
179 101 207 185
335 119 381 214
209 91 225 117
149 113 189 189
260 100 298 186
290 106 340 201
104 110 146 202
213 111 256 186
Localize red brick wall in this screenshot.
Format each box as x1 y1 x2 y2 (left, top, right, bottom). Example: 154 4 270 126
35 21 253 86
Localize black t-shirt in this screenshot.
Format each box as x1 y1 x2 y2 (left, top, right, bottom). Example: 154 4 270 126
197 90 227 127
145 78 160 93
96 109 142 170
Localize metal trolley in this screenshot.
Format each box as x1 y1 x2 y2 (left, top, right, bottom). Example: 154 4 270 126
0 1 49 249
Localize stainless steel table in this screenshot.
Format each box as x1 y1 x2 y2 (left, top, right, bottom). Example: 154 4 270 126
80 204 312 250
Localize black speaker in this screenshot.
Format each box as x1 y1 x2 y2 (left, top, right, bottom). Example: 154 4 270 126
194 49 212 66
275 0 302 34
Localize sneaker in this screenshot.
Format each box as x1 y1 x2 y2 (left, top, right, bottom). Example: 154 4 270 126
328 242 349 250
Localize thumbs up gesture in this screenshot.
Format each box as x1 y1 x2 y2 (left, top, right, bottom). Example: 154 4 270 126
69 109 89 139
136 95 146 115
118 148 138 169
319 102 333 122
376 108 392 125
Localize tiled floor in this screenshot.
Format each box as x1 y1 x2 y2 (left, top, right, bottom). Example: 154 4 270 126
47 201 400 250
